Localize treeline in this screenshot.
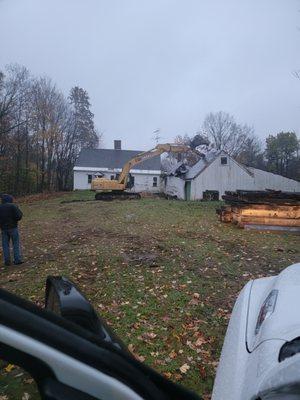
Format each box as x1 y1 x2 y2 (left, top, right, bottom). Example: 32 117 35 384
175 111 300 181
0 64 100 195
1 65 299 196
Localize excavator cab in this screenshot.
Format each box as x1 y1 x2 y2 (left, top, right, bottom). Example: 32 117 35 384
126 173 135 189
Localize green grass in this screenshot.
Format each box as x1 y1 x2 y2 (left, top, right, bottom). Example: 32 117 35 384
1 191 299 399
0 361 40 399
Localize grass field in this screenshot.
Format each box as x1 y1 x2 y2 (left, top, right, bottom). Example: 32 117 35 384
1 191 299 399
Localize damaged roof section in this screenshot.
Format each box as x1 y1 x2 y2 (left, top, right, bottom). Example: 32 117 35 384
166 161 189 177
167 148 220 179
166 148 254 180
184 149 220 179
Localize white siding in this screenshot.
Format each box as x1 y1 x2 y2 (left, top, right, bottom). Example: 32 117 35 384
73 170 161 192
191 155 254 200
250 168 300 192
74 171 113 190
132 174 161 193
74 171 92 190
164 176 186 199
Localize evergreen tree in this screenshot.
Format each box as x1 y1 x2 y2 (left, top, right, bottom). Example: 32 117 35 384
69 86 98 149
265 132 299 177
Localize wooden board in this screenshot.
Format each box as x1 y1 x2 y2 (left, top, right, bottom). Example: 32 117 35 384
239 216 300 227
232 204 300 211
243 224 300 233
238 208 300 219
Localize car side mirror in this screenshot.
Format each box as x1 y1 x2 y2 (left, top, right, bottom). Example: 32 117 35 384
0 279 202 400
45 276 126 351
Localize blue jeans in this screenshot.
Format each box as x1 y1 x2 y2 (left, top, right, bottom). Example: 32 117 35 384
1 228 22 264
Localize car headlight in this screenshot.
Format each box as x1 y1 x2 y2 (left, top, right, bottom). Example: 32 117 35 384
255 289 278 335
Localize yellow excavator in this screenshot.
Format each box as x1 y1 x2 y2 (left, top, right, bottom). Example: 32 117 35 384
91 143 190 200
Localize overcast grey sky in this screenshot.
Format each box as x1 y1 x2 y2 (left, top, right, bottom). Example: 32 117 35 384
0 0 300 150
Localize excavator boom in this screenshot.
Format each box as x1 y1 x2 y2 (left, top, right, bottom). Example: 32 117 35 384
118 143 189 186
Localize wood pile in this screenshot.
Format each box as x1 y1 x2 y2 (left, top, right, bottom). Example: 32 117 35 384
216 190 300 232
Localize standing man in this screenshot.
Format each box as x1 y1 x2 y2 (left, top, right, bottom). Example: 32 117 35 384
0 194 23 266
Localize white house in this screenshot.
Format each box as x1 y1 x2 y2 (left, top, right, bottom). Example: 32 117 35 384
164 151 300 200
73 140 161 193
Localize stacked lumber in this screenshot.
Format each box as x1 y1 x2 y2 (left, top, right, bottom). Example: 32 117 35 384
216 190 300 231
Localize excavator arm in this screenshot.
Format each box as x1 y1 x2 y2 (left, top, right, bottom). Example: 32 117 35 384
118 143 190 185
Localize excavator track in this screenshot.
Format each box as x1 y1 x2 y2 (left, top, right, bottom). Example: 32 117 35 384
95 191 141 201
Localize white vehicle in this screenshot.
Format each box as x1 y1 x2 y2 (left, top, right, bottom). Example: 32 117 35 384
213 262 300 400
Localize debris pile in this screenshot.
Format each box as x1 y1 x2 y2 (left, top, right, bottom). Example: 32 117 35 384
217 190 300 232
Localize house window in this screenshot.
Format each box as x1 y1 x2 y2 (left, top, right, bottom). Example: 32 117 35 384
88 174 92 183
221 156 228 165
153 177 158 187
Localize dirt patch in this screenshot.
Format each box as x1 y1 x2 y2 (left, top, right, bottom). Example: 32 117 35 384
120 236 163 267
17 192 69 204
61 199 95 204
122 251 159 267
66 227 120 242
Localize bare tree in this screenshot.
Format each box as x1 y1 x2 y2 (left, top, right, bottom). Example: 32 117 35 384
202 111 254 157
0 65 31 137
0 65 33 193
0 64 102 195
235 136 264 168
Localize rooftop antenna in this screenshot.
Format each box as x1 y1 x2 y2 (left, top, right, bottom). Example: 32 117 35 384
152 129 162 144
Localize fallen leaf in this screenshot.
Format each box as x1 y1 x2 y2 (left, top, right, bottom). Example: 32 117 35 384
189 298 200 305
143 332 157 340
136 354 145 362
128 344 135 353
169 350 177 359
4 364 14 373
24 378 34 384
173 373 182 381
179 363 190 374
198 365 207 379
127 343 145 363
195 333 207 347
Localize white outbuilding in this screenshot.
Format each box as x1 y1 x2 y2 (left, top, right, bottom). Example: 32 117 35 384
164 151 300 201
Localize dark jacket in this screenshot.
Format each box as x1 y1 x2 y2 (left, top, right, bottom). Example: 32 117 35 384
0 194 23 230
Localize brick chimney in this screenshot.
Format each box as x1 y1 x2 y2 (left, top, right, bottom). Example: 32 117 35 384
114 140 121 150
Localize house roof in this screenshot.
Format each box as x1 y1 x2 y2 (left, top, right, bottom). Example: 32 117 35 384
184 149 220 179
169 150 253 180
165 161 188 176
248 167 300 183
75 148 161 171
